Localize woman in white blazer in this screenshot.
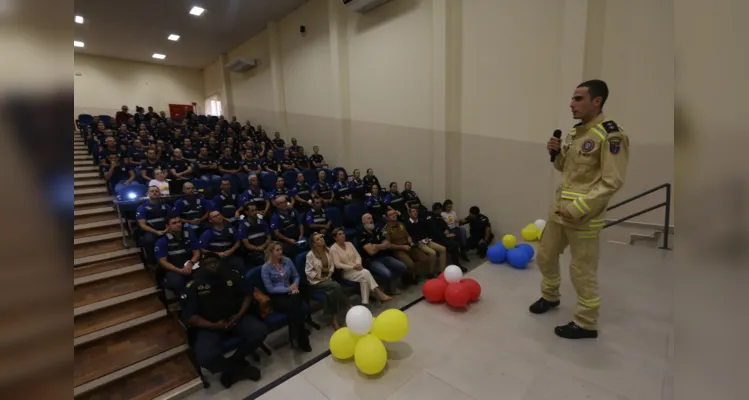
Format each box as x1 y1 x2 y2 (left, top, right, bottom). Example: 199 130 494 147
305 232 349 330
329 228 392 305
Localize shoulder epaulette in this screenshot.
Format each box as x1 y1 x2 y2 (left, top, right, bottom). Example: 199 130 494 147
602 120 620 134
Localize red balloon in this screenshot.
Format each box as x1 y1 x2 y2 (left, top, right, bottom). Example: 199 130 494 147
460 278 481 301
438 272 446 282
423 279 448 303
445 283 470 308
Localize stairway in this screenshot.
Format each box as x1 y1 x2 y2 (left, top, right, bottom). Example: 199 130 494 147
73 134 201 399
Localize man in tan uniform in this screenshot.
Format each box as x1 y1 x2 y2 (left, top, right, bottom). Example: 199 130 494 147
530 79 629 339
382 209 431 284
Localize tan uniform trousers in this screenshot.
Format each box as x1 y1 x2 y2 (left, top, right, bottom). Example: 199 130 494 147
537 218 601 330
417 241 446 273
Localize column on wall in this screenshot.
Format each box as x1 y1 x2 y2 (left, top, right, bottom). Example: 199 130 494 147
327 0 352 169
430 0 449 205
218 53 234 118
267 21 289 137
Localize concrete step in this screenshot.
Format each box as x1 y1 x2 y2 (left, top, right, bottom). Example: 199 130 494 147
75 150 88 155
74 179 107 188
75 155 93 161
74 196 113 208
74 310 167 347
74 165 99 173
75 172 100 180
74 253 142 277
74 232 124 247
74 247 140 268
74 286 159 317
74 187 109 199
75 160 94 166
74 263 143 287
74 206 114 218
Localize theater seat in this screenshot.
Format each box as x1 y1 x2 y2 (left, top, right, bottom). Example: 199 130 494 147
302 170 318 185
294 252 325 303
282 171 297 187
260 172 277 192
245 266 314 339
273 149 285 163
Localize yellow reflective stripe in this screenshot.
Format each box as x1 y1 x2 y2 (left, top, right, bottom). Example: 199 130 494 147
577 296 601 307
589 222 606 228
573 201 586 215
591 218 605 222
543 277 561 286
562 190 586 197
561 194 578 200
577 198 591 213
592 124 607 140
577 230 599 239
569 128 577 136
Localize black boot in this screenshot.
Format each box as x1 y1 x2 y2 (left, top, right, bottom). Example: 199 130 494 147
460 249 470 262
528 297 560 314
297 335 312 352
554 321 598 339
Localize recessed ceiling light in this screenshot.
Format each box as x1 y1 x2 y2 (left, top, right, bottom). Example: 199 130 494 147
189 6 205 16
74 41 84 48
152 53 166 60
75 15 84 24
168 34 180 41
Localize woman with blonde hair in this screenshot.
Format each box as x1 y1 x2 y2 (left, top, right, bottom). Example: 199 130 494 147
260 241 311 351
329 228 392 305
305 233 350 330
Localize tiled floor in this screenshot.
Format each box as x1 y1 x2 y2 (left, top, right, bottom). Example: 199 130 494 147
188 242 674 400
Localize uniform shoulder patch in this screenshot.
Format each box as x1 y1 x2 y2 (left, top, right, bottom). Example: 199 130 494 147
185 281 194 288
602 120 620 133
609 138 622 155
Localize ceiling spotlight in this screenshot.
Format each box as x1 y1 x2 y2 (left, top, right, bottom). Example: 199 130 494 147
152 53 166 60
75 16 84 24
189 6 205 16
168 34 180 41
74 41 85 48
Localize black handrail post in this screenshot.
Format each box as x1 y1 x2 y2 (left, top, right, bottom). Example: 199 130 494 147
660 183 671 249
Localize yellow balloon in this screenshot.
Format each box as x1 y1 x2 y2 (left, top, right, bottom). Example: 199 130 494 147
354 334 388 375
329 327 361 360
521 225 538 241
372 309 409 342
502 234 517 249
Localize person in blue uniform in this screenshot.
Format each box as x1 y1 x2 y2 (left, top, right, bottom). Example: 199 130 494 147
136 185 173 264
357 213 407 294
173 181 212 233
211 179 239 222
348 169 366 202
365 184 386 224
291 172 313 213
332 169 352 208
155 215 200 293
218 147 242 192
280 149 297 173
198 211 246 273
101 153 145 198
465 206 494 259
309 145 328 169
180 138 198 162
304 198 332 243
271 132 285 149
268 176 293 210
197 147 222 189
312 170 334 207
402 181 427 215
98 137 129 165
237 175 270 218
139 149 167 184
181 253 267 388
293 147 311 171
168 148 194 181
127 139 148 166
241 156 263 182
384 182 407 220
362 168 381 195
237 203 271 267
269 195 305 258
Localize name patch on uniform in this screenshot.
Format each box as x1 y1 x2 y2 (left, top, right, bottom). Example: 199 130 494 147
226 280 233 286
581 139 596 153
609 139 622 155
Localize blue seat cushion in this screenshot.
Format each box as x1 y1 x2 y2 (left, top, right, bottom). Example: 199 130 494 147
220 336 245 352
263 312 288 327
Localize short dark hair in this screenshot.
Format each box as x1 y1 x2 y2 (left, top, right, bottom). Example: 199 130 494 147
166 215 182 225
432 202 443 211
202 252 221 264
469 206 480 215
443 199 453 207
577 79 609 109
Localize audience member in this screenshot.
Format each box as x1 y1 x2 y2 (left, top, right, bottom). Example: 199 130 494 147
365 184 386 223
402 181 426 213
262 155 281 175
269 195 305 258
197 147 221 188
384 182 407 219
127 139 148 166
139 149 167 184
211 179 239 221
281 149 297 172
383 209 430 284
348 169 366 202
427 202 464 271
466 206 495 258
305 233 350 330
441 199 470 261
330 228 392 305
101 153 144 197
269 177 293 208
218 147 242 190
148 169 170 196
288 137 299 155
291 172 313 213
260 242 312 351
237 203 271 267
168 148 194 181
362 168 381 194
198 211 245 273
333 169 352 206
272 132 285 149
115 105 132 126
357 213 407 294
136 186 173 263
181 253 267 387
238 175 270 218
313 170 334 207
294 147 311 171
155 215 200 294
304 198 332 239
405 206 444 277
173 181 211 232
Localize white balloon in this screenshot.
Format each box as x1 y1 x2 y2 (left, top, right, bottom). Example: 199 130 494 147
534 219 547 230
346 305 373 335
444 265 463 283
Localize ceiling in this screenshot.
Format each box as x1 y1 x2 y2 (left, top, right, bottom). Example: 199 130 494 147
73 0 308 69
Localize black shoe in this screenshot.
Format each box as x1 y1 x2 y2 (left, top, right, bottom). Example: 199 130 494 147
236 365 261 381
220 371 236 389
460 252 470 262
297 338 312 352
228 355 249 367
528 297 560 314
554 321 598 339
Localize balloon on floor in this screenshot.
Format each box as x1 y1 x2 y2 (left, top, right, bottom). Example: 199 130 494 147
330 307 409 375
487 234 535 269
423 266 482 309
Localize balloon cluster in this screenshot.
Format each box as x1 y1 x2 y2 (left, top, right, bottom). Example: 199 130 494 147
422 265 481 308
521 219 547 241
329 307 409 375
486 233 536 269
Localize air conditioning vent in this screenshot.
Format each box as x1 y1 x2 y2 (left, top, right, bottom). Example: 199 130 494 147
224 58 258 73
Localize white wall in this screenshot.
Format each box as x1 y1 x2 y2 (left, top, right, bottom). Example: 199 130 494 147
74 54 203 117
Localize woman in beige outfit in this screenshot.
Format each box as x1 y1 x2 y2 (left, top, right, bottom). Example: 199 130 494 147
329 228 392 305
305 233 349 330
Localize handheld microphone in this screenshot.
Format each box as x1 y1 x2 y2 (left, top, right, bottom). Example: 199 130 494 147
549 129 562 162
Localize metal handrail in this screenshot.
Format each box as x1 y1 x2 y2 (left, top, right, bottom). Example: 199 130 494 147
602 183 671 250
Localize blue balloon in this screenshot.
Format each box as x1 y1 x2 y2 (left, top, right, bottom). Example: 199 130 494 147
487 244 507 264
516 243 535 260
507 248 530 269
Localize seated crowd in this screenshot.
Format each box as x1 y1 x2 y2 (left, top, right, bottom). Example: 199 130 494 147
78 106 496 388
